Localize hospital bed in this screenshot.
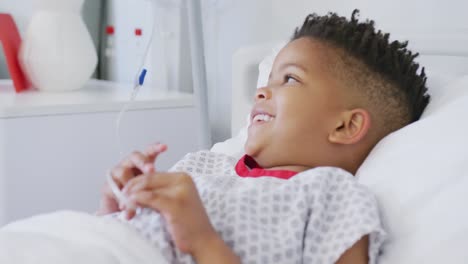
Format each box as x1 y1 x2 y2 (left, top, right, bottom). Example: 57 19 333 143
211 30 468 263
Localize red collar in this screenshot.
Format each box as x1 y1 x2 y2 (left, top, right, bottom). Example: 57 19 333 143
235 155 298 180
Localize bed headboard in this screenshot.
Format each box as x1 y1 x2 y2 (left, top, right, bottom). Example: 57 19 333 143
231 31 468 137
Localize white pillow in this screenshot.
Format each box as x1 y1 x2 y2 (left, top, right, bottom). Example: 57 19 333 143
210 117 248 160
356 75 468 264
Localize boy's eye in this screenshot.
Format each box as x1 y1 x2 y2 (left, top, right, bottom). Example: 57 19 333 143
284 75 298 84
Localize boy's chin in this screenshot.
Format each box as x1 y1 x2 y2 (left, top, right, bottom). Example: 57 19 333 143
244 140 260 157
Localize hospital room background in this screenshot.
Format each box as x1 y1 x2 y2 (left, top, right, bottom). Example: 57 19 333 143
1 0 468 258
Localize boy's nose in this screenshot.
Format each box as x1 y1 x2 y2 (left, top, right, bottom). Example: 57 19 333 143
255 87 271 101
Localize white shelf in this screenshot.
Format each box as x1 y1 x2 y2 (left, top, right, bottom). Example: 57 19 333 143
0 79 194 118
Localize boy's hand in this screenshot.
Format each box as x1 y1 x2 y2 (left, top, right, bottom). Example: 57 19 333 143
121 171 219 258
96 143 167 216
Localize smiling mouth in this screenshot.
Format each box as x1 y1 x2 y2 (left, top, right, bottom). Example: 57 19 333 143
252 114 275 123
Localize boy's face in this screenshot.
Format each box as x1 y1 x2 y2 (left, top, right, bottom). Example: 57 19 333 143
244 37 348 170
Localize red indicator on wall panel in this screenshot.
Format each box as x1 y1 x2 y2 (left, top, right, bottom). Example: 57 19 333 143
135 28 142 36
106 25 115 35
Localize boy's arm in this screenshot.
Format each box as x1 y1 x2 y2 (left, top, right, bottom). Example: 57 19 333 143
192 234 241 264
122 171 241 263
335 235 369 264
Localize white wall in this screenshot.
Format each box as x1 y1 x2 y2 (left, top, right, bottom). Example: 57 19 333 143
102 0 192 93
202 0 468 143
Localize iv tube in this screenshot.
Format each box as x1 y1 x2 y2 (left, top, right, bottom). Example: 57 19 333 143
114 0 155 158
108 0 156 211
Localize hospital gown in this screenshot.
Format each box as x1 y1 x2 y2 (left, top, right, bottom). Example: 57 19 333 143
107 150 386 264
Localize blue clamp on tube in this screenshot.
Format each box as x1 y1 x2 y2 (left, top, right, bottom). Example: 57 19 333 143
139 68 148 86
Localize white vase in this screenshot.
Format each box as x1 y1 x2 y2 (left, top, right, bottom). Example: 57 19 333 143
19 0 97 92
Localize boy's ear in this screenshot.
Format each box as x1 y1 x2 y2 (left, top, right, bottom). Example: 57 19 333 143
328 109 371 145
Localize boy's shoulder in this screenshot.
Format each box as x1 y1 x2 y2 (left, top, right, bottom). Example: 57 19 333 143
295 166 376 201
182 150 235 160
170 151 375 198
169 150 237 174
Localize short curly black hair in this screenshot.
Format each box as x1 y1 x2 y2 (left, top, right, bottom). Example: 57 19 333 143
292 9 430 136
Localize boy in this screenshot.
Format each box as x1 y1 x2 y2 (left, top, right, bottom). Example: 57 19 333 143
98 10 429 264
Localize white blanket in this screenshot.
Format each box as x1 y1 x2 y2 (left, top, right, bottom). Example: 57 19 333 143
0 211 168 264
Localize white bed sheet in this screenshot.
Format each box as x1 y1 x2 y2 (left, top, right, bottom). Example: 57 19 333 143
0 211 168 264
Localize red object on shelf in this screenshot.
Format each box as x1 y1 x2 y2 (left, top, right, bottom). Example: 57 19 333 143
135 28 142 36
0 13 31 93
106 25 115 35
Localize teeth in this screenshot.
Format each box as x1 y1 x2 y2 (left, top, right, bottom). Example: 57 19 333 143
253 114 274 122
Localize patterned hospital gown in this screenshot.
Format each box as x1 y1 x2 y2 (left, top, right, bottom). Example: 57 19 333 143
107 151 386 264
